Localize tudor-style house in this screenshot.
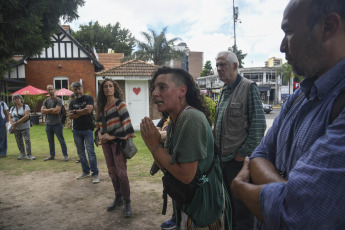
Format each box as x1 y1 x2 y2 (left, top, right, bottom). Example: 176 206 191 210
0 25 104 102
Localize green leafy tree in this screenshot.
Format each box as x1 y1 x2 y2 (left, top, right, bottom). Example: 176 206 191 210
73 21 135 56
24 95 46 114
131 27 184 66
203 95 216 124
0 0 85 77
200 60 214 77
228 45 247 68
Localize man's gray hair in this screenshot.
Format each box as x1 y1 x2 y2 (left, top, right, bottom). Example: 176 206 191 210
217 51 239 66
12 94 24 103
72 82 83 89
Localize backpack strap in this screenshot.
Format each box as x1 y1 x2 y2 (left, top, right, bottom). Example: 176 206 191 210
291 88 345 124
291 92 305 107
330 88 345 124
53 98 58 107
44 98 58 109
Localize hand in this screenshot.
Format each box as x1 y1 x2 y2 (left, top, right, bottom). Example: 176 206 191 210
140 117 161 151
235 157 251 183
160 131 167 143
231 157 251 199
234 153 246 161
99 133 114 143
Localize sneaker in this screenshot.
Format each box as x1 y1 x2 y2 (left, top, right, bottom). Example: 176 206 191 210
92 175 100 184
161 219 176 230
17 154 27 160
75 159 80 163
64 156 69 162
27 155 36 160
76 172 91 179
44 156 55 161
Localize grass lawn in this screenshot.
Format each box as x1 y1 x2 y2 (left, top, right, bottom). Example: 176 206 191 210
1 125 162 183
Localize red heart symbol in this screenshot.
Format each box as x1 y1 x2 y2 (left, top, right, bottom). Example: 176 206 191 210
133 87 141 95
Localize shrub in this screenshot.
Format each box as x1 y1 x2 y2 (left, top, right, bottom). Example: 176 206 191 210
203 95 216 124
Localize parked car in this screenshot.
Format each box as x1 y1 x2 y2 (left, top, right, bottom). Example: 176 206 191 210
262 103 273 114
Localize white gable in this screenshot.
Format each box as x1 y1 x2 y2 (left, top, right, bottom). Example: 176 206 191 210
34 32 89 59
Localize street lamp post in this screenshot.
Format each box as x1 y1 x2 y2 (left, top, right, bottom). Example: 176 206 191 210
233 0 238 56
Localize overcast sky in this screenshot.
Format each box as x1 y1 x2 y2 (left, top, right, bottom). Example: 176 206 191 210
70 0 289 69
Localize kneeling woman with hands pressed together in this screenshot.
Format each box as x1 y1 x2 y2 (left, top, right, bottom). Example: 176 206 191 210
140 67 231 230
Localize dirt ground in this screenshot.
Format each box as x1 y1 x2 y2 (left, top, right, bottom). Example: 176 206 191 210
0 171 174 230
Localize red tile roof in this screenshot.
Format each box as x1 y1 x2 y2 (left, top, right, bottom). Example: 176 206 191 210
97 53 124 70
13 56 24 61
95 59 159 76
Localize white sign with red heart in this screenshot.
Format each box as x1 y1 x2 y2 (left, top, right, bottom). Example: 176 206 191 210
133 87 141 95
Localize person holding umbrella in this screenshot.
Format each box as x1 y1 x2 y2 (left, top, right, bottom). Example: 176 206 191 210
9 94 35 160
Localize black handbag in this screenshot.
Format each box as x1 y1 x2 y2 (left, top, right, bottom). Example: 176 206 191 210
162 171 196 204
161 145 218 213
121 137 138 159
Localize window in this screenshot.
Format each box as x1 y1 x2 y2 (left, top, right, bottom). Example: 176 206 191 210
54 77 69 90
243 73 263 82
266 72 276 82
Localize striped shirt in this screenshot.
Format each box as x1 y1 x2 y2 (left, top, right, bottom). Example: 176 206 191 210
96 99 135 139
215 75 266 161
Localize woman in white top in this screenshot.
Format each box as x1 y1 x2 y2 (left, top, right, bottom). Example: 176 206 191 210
9 94 35 160
0 100 9 157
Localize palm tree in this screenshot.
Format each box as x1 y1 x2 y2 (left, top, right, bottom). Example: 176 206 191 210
133 27 185 66
277 63 303 94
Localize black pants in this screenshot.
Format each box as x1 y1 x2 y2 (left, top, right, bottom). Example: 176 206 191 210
223 159 254 230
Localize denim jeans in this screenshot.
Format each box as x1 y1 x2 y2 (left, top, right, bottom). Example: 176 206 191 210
73 129 98 176
46 123 68 157
0 116 7 156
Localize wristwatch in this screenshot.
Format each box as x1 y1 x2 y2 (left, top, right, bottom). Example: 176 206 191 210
73 109 77 114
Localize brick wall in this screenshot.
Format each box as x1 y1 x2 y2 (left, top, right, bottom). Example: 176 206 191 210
25 60 97 98
189 52 203 80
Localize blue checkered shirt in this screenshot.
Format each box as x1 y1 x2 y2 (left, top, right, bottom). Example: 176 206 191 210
251 58 345 229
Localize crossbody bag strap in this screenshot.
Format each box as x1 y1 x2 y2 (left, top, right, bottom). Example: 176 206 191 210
330 88 345 124
102 111 107 134
291 92 305 108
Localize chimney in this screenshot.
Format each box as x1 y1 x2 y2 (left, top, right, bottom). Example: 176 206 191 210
61 25 71 34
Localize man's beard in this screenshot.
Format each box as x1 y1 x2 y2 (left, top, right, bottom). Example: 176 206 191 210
294 36 326 79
